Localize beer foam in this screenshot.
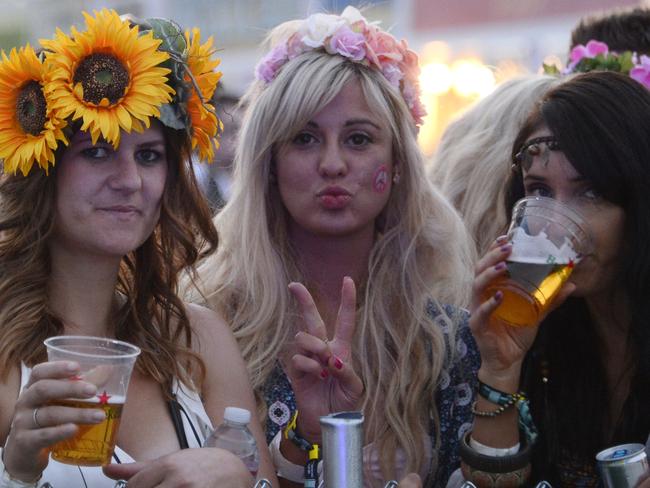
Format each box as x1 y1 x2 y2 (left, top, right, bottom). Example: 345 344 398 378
508 227 580 264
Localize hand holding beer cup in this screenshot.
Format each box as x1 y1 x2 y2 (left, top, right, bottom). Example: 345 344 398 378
43 336 141 467
483 196 590 328
2 360 104 482
470 197 590 375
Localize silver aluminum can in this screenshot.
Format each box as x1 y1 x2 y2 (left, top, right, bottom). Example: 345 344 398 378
320 411 364 488
597 443 649 488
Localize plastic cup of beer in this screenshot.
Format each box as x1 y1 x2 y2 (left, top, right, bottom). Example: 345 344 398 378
484 196 591 327
44 336 140 466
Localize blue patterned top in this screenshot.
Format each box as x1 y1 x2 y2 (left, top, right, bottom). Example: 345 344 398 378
263 303 480 487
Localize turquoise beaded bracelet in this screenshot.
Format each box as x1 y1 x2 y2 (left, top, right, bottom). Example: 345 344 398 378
478 381 538 444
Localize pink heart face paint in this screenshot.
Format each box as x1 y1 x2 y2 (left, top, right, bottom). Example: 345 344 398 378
373 165 389 193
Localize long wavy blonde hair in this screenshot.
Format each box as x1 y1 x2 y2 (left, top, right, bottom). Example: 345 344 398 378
430 75 560 256
188 47 474 479
0 126 218 397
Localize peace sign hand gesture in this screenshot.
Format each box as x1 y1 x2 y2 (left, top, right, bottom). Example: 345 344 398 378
285 277 364 443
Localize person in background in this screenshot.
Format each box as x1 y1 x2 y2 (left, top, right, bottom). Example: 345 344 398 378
429 75 560 257
465 71 650 487
549 6 650 88
570 6 650 55
186 7 478 487
195 85 242 210
0 10 276 488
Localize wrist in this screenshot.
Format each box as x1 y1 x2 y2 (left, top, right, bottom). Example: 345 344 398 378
279 434 309 465
283 410 321 446
0 448 41 488
478 365 521 393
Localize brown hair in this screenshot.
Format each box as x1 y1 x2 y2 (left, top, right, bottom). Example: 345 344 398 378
0 125 218 395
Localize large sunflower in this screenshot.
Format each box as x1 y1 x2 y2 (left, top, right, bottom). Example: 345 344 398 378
185 28 222 162
0 44 67 175
41 9 174 147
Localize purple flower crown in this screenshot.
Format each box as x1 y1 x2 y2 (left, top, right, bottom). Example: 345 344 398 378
254 7 427 126
543 39 650 90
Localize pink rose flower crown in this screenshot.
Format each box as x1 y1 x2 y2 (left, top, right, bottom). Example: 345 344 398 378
543 39 650 90
254 6 427 126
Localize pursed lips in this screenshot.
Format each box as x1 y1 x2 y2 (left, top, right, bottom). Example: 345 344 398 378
316 186 352 198
316 186 352 209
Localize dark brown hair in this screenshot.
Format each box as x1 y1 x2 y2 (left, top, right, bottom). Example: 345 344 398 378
571 7 650 55
507 71 650 483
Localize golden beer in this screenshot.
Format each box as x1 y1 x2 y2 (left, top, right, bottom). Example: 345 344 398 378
485 259 574 327
50 397 124 466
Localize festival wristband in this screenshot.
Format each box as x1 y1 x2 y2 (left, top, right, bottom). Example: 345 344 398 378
270 431 305 483
469 436 520 457
283 410 314 452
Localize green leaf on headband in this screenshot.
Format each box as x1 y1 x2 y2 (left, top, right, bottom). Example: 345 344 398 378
158 102 188 130
147 18 187 56
618 51 635 73
543 63 560 75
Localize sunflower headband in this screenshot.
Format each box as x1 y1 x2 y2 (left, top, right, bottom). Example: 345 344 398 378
254 6 427 126
0 9 222 176
543 39 650 89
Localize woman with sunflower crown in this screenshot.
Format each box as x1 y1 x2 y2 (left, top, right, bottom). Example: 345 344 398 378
0 9 276 488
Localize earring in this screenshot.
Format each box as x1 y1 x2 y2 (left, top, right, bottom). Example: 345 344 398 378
392 172 401 184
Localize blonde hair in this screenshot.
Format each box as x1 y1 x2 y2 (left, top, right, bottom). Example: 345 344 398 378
430 75 560 256
189 45 474 479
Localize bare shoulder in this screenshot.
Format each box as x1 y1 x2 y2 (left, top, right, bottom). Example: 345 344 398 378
0 365 21 444
183 302 238 355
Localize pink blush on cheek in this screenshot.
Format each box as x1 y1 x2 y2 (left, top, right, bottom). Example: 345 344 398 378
373 165 389 193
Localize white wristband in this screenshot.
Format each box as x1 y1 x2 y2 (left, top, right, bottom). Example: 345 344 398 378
0 448 40 488
469 436 520 457
269 431 305 483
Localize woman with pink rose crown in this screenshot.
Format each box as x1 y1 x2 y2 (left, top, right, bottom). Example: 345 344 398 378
186 7 478 488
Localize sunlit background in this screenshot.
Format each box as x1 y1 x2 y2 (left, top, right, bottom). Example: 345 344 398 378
0 0 645 160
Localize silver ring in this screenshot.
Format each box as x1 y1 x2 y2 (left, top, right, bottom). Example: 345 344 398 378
33 407 43 429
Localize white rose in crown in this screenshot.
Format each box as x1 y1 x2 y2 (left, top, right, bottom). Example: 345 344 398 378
340 6 366 25
299 13 346 48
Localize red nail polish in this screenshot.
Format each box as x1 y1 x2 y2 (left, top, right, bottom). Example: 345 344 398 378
320 369 329 379
334 357 343 370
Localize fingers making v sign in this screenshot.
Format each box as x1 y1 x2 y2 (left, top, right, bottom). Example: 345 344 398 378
285 276 364 442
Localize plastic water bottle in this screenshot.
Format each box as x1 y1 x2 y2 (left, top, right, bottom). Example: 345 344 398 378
204 407 259 476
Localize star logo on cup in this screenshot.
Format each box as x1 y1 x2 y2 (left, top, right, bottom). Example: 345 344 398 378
97 390 112 405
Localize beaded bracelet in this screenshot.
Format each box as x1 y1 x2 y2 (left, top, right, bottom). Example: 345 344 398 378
478 381 538 444
471 398 516 418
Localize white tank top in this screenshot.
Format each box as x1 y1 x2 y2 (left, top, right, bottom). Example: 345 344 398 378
19 363 213 488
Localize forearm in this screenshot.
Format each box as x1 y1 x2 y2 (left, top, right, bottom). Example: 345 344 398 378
470 366 521 448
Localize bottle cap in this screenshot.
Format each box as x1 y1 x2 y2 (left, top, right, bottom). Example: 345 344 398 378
224 406 251 424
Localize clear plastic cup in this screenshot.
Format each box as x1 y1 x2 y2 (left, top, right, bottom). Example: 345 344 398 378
44 336 140 466
484 196 591 327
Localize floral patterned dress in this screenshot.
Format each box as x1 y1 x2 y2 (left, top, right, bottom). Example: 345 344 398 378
263 303 480 487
